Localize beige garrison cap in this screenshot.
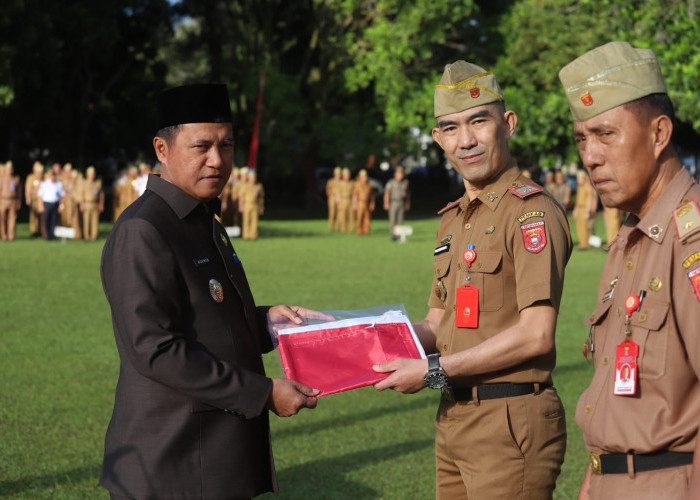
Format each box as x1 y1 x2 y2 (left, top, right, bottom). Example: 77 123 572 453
559 41 667 121
434 61 504 118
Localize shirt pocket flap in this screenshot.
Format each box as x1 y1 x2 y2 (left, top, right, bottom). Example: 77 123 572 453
191 401 221 413
584 300 612 326
434 252 452 279
472 251 502 274
630 297 669 330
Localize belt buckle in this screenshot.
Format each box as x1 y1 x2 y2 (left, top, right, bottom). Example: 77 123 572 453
590 453 602 475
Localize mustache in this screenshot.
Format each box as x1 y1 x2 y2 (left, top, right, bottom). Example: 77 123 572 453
456 147 486 160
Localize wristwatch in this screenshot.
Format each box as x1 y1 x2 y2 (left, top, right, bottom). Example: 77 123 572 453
423 353 448 389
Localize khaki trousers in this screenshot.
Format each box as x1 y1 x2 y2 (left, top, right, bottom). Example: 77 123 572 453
338 201 353 233
575 214 589 249
83 203 100 240
328 198 338 231
356 205 371 235
0 199 18 240
242 206 258 240
435 387 566 500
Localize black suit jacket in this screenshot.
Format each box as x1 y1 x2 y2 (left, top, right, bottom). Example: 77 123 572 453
100 174 276 499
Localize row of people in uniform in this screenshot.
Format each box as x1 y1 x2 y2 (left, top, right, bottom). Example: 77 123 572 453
0 160 104 241
112 163 265 240
541 166 623 250
325 165 410 238
220 166 264 240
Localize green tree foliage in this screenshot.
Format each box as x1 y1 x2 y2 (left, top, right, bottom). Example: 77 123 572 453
0 0 172 173
495 0 700 168
0 0 697 182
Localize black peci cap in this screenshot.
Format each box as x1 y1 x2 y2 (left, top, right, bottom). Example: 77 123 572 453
156 83 233 131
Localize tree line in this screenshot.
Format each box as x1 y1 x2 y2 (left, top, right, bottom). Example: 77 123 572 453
1 0 697 182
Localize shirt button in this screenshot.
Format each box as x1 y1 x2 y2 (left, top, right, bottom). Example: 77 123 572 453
584 405 592 414
602 356 610 365
442 344 448 352
625 260 634 270
616 307 623 316
465 223 472 230
437 268 442 274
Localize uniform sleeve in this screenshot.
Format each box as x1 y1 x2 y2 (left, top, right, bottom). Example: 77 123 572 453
673 234 700 379
511 196 572 312
101 218 272 419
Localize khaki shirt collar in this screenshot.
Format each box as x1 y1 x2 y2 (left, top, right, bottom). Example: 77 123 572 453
458 165 521 213
628 167 695 244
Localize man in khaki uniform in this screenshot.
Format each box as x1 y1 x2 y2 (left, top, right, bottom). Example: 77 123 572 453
0 161 21 241
383 165 411 240
240 169 264 240
559 41 700 499
60 163 80 236
219 167 237 227
603 206 622 246
80 166 104 241
548 170 571 211
336 167 354 233
574 169 597 249
25 161 45 237
232 166 247 229
326 166 341 231
374 61 572 499
352 169 375 235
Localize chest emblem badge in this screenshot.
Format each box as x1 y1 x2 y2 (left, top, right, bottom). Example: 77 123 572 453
208 279 224 303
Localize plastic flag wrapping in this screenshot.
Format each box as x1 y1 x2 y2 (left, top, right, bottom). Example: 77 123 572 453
277 305 425 396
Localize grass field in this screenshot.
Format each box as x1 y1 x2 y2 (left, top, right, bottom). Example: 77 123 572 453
0 215 609 499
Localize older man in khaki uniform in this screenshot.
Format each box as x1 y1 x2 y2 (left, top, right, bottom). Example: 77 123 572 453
336 167 354 233
352 169 375 235
325 166 341 231
574 169 597 249
80 166 104 241
374 61 571 499
240 169 264 240
559 41 700 499
25 162 45 238
0 162 21 241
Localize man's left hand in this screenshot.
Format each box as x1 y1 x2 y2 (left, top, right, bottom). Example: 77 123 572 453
373 358 428 393
267 305 334 335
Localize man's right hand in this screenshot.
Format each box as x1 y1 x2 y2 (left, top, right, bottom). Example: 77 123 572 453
266 378 319 417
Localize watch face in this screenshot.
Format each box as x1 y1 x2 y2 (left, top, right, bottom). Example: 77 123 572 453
424 371 447 389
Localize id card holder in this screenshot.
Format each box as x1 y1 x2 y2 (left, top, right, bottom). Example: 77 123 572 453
455 285 479 328
613 339 638 396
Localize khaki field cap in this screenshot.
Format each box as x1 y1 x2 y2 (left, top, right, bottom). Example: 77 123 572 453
434 61 504 118
559 41 667 122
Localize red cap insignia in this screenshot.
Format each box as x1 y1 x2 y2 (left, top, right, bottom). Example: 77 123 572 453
581 92 593 106
470 88 480 98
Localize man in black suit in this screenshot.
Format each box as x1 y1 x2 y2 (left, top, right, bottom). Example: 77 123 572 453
100 83 326 499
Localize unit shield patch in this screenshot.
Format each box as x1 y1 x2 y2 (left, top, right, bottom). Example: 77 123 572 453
521 220 547 254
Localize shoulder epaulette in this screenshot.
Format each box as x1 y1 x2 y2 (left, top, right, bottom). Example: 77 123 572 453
673 200 700 242
508 183 543 199
437 198 461 215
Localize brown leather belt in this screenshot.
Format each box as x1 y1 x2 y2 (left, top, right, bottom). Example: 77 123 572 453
589 451 694 475
448 382 550 402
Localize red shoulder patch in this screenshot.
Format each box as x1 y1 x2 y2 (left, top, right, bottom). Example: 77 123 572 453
437 198 461 215
509 184 543 199
521 220 547 253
